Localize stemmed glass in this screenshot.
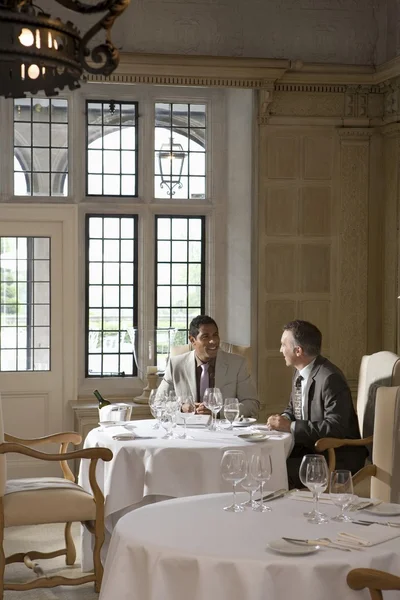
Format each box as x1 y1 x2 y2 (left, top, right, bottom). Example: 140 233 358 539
149 391 164 429
159 409 174 439
249 451 273 512
203 388 223 431
241 472 260 509
329 469 354 522
303 455 330 524
179 395 196 440
223 398 239 430
220 450 248 512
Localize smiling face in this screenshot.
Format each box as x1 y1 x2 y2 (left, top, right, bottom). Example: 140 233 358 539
190 323 220 362
280 329 303 368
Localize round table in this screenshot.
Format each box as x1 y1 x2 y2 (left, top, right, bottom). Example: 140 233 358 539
99 493 400 600
79 419 292 569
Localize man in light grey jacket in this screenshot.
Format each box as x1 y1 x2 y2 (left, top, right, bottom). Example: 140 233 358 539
158 315 259 418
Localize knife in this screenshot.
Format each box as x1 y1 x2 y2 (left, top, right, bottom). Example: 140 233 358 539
352 520 400 528
261 488 286 501
282 537 351 552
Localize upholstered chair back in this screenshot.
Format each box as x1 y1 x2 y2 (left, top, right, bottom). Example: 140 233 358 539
0 394 6 497
356 351 400 439
169 342 252 375
370 386 400 503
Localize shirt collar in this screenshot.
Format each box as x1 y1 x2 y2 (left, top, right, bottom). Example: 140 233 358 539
298 358 316 381
195 354 216 368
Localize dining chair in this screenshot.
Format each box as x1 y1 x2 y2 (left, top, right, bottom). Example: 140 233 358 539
315 351 400 484
317 385 400 503
347 568 400 600
0 394 113 598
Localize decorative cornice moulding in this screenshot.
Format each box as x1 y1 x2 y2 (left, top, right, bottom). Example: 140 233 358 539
337 127 374 139
86 52 400 91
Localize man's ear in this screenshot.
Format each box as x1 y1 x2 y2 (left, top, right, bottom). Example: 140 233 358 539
295 346 303 357
189 335 195 345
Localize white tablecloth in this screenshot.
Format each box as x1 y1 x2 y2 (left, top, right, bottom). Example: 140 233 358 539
100 493 400 600
79 419 291 570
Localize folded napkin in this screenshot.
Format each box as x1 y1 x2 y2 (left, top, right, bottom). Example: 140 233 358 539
290 491 333 504
337 525 400 547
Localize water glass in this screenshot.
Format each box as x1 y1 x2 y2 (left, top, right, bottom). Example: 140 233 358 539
224 398 239 430
329 470 354 522
303 455 329 524
249 451 273 512
220 450 247 512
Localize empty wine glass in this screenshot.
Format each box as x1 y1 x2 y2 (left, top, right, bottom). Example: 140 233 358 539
160 411 174 439
249 450 273 512
329 470 354 522
149 391 164 429
241 472 260 509
203 388 223 431
224 398 239 430
179 395 196 440
220 450 247 512
299 454 327 519
303 455 329 524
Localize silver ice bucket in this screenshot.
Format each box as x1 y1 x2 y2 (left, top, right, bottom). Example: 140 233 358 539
99 403 132 423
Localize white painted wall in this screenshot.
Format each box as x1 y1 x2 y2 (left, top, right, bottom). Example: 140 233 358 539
224 89 253 346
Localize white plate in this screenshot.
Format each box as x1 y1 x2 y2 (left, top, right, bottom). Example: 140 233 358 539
267 539 320 555
364 503 400 516
233 418 257 427
237 433 270 443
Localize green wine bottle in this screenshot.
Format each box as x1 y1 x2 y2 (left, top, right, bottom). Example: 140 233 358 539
93 389 111 409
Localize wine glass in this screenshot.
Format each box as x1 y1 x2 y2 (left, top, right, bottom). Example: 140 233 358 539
241 472 260 509
149 391 164 429
299 454 328 519
160 410 174 439
304 455 330 524
224 398 239 430
329 470 354 522
220 450 248 512
203 388 222 431
249 451 273 512
179 395 196 440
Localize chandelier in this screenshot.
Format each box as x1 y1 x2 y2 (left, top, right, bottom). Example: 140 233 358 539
0 0 130 98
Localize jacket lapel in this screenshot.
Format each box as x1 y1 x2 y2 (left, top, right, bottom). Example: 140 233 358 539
303 356 324 420
215 350 229 390
185 351 197 400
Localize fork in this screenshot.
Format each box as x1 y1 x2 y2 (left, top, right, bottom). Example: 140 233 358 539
352 520 400 528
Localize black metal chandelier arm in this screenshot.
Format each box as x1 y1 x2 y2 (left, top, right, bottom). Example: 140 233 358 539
52 0 122 15
79 0 128 74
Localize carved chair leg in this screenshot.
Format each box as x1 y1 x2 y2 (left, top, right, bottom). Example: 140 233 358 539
0 501 5 600
92 515 105 593
65 522 76 565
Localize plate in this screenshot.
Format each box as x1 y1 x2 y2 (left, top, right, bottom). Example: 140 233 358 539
364 503 400 516
237 433 269 442
98 421 125 427
267 539 320 555
233 418 257 427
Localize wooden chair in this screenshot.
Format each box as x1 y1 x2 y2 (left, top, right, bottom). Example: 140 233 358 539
347 568 400 600
314 351 400 485
0 400 112 598
317 386 400 503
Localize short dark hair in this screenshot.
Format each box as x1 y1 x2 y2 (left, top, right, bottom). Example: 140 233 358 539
189 315 218 338
283 320 322 356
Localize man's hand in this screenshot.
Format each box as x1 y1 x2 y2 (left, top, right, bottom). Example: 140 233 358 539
267 414 291 432
195 402 211 415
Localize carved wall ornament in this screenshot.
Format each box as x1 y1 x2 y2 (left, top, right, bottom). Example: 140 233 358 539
337 127 374 139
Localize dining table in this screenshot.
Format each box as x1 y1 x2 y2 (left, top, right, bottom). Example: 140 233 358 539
99 491 400 600
78 419 292 570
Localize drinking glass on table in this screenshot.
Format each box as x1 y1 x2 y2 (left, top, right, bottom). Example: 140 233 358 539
329 469 354 522
249 450 273 512
160 410 174 439
178 395 196 440
241 471 260 509
303 455 330 524
149 391 164 429
299 454 328 519
203 388 223 431
220 450 248 512
223 398 239 430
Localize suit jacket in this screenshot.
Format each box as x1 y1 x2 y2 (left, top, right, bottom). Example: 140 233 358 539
158 349 260 418
283 355 367 472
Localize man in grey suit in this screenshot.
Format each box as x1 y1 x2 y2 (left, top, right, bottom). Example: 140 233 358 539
158 315 259 418
267 320 367 488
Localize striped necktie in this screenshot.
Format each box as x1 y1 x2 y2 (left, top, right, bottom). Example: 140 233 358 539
293 375 303 420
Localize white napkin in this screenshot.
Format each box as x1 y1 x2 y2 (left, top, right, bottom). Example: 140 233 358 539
337 525 400 547
176 415 210 426
290 491 333 504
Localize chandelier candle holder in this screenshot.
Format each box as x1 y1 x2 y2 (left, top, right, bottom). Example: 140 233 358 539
0 0 130 98
134 366 160 405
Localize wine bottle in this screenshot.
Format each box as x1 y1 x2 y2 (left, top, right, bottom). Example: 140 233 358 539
93 389 111 409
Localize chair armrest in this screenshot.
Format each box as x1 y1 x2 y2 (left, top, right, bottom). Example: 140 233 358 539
4 432 82 446
0 442 112 463
352 464 377 487
315 436 373 453
347 568 400 593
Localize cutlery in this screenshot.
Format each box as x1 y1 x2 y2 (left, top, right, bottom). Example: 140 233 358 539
349 501 382 512
352 520 400 528
261 488 286 501
282 537 351 552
